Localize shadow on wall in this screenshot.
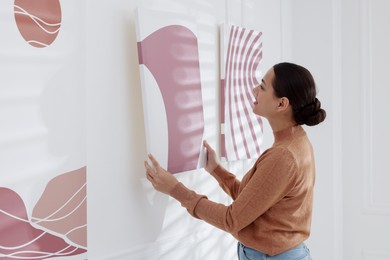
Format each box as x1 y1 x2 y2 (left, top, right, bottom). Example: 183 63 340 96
40 64 86 164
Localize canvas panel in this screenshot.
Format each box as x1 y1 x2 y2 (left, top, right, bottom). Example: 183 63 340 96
135 8 206 174
0 1 87 259
220 24 264 161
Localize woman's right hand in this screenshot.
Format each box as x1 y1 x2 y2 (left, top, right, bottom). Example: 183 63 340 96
203 140 219 173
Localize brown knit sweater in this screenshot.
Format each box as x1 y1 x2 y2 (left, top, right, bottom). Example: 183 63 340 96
170 125 315 256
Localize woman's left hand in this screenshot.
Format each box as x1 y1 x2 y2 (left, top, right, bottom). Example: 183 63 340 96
144 154 179 195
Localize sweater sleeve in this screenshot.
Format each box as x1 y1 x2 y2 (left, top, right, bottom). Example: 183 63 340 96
210 165 241 200
170 148 298 234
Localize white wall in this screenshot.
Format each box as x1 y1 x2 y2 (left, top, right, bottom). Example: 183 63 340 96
286 1 390 259
341 0 390 259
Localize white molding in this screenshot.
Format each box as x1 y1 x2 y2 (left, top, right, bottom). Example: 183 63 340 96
360 0 390 216
331 0 344 259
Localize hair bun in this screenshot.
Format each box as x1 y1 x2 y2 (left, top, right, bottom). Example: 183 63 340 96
294 98 326 126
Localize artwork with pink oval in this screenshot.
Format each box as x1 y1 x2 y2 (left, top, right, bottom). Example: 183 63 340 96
220 24 264 161
135 8 205 174
0 187 86 259
14 0 62 48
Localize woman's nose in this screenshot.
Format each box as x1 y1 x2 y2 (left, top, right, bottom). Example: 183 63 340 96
252 86 258 96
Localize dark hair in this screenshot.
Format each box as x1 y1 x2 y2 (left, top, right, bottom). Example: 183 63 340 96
272 62 326 126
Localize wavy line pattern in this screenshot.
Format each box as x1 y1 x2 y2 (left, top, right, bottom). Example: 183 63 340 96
32 167 87 248
32 183 86 223
1 245 79 259
0 209 29 223
14 0 62 48
0 232 46 251
0 187 86 259
65 224 87 236
221 25 264 161
26 40 48 47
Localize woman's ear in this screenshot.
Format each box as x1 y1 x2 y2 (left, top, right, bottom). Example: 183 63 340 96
277 97 290 111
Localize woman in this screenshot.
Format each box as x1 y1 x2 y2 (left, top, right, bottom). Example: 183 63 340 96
144 62 326 259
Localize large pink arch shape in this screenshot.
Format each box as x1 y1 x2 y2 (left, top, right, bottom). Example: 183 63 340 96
138 25 205 173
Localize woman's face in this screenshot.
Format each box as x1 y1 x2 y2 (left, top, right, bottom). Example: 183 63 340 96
252 68 280 118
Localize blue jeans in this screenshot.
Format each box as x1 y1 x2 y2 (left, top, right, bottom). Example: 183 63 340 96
237 241 312 260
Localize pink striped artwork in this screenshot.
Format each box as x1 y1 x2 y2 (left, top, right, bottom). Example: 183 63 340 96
220 25 264 161
135 8 205 174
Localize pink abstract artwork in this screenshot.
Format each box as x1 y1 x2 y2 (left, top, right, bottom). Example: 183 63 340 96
32 167 87 248
14 0 62 48
220 25 264 161
2 1 86 259
0 168 87 259
135 8 205 174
